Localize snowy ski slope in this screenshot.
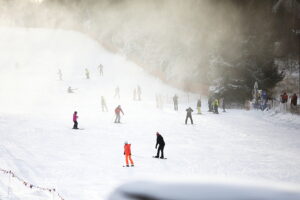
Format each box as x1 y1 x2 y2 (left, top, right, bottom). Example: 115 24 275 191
0 27 300 200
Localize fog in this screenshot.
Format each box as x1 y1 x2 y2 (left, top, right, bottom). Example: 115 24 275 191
0 0 274 93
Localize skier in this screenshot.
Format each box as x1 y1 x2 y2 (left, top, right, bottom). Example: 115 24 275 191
58 69 63 81
85 68 90 79
98 64 103 76
133 89 137 101
221 97 226 112
173 94 178 111
101 96 108 112
197 98 202 114
291 93 298 109
137 85 142 101
213 99 219 114
67 86 76 93
280 92 288 112
208 96 213 112
114 105 124 123
185 107 194 124
114 86 120 99
155 132 165 159
124 141 134 167
73 111 79 129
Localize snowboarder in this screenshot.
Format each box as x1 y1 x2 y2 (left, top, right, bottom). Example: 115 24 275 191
133 89 137 101
124 141 134 167
73 111 79 129
185 107 193 124
197 98 202 114
173 94 178 111
101 96 108 112
98 64 103 76
155 132 165 159
85 68 90 79
114 86 120 99
114 105 124 123
213 99 219 114
58 69 63 81
67 86 77 93
137 85 142 101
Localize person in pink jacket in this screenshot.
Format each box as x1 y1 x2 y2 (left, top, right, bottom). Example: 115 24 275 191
73 111 79 129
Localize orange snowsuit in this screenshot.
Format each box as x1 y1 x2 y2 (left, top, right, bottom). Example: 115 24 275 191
124 144 134 166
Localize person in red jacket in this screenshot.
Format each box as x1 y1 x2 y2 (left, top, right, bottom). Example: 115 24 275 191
114 105 124 123
124 141 134 167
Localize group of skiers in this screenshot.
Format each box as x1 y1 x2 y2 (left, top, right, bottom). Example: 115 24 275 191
280 92 298 111
57 64 104 82
123 132 166 167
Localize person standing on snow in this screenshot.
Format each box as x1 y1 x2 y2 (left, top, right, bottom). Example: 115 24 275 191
101 96 108 112
185 107 194 124
73 111 79 129
114 86 120 99
58 69 63 81
213 99 219 114
173 94 178 111
137 85 142 101
124 141 134 167
85 68 90 79
114 105 124 123
133 88 137 101
155 132 165 159
197 98 202 114
98 64 103 76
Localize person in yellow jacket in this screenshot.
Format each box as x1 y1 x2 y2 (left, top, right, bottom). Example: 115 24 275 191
213 99 219 114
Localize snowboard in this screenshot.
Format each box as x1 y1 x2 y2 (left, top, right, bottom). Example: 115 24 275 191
123 165 134 167
152 156 167 159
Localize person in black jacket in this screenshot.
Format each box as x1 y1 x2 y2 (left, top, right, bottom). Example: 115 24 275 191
185 107 194 124
155 132 165 159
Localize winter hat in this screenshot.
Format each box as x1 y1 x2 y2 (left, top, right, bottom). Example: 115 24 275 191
156 132 159 135
124 141 128 144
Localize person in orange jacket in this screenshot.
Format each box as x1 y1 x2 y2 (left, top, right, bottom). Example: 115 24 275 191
124 141 134 167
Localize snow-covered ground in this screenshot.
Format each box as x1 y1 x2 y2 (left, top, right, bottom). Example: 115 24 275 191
0 27 300 200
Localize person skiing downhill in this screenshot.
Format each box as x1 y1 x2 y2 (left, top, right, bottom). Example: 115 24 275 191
173 94 178 111
58 69 63 81
155 132 165 159
114 86 120 99
73 111 79 129
115 105 124 123
124 141 134 167
185 107 194 124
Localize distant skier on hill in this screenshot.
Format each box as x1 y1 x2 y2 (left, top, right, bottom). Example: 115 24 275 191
114 86 120 99
185 107 194 124
208 96 213 112
98 64 103 76
124 141 134 167
114 105 124 123
154 132 165 159
58 69 63 81
137 85 142 101
133 89 137 101
291 93 298 110
73 111 79 129
101 96 108 112
173 94 178 111
197 98 202 114
85 68 90 79
67 86 77 93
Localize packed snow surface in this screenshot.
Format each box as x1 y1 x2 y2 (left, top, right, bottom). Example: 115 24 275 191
0 27 300 200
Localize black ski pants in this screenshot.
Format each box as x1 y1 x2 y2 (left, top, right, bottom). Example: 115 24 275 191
156 144 165 158
185 115 193 124
73 121 78 129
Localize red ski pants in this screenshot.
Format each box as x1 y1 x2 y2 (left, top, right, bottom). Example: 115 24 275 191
125 155 134 165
